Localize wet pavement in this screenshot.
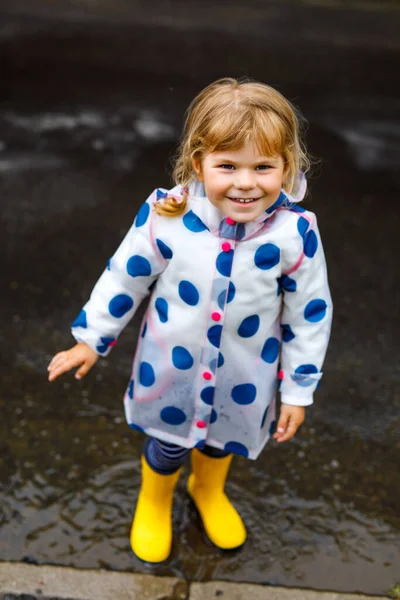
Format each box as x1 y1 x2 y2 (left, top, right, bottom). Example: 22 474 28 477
0 0 399 597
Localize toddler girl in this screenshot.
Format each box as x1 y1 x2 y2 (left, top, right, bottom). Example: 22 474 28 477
48 77 332 563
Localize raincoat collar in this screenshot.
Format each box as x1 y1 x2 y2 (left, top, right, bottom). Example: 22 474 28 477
160 172 307 241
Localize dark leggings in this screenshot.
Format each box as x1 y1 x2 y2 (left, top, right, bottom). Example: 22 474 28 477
144 437 230 475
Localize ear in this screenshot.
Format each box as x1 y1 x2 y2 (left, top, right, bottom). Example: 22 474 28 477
192 157 203 182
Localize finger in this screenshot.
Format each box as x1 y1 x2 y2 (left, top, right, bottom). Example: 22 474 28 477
48 354 83 381
276 421 298 442
47 352 67 370
273 412 289 440
75 361 93 380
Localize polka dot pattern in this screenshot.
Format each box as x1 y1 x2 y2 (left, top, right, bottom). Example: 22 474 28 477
261 404 269 429
207 324 222 348
210 409 218 424
277 274 297 295
179 280 199 306
303 230 318 258
224 441 249 458
201 386 215 405
231 383 257 405
129 423 145 433
72 309 87 329
209 352 224 371
160 406 187 425
269 420 276 436
156 238 173 259
172 346 194 370
217 282 236 310
292 364 318 387
238 315 260 338
261 337 280 363
304 299 327 322
127 255 152 277
96 337 116 354
128 379 134 399
254 243 280 270
139 362 155 387
281 324 295 342
216 249 234 277
297 216 309 238
155 297 168 323
141 321 147 338
135 202 150 227
109 294 134 318
183 210 208 233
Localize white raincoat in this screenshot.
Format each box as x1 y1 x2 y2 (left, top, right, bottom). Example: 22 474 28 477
72 177 332 459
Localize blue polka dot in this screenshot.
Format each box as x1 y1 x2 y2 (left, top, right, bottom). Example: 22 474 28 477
183 210 208 233
261 337 280 363
209 352 224 371
217 282 236 310
207 325 222 348
155 297 168 323
109 294 134 318
281 324 295 342
304 299 327 322
179 280 199 306
269 420 276 436
156 238 173 259
160 406 187 426
71 309 87 329
292 364 318 387
139 362 155 387
127 255 152 277
135 202 150 227
254 243 280 270
172 346 194 370
261 405 270 429
96 337 116 354
141 321 147 338
210 409 218 424
277 274 297 295
129 422 145 433
304 230 318 258
297 216 309 238
107 258 111 270
201 387 215 405
195 440 205 449
238 315 260 338
216 250 234 277
224 441 249 458
128 379 134 399
231 383 257 405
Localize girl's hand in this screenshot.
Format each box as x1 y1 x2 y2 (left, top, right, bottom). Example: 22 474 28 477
48 342 99 382
273 404 305 443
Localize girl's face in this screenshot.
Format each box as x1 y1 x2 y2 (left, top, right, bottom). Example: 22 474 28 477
192 141 286 223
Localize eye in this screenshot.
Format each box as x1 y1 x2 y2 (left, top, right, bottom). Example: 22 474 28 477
256 164 271 171
219 164 235 170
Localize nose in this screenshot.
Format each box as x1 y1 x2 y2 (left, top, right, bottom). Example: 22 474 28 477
234 169 256 190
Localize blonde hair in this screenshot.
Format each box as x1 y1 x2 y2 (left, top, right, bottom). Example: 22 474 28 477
155 77 310 217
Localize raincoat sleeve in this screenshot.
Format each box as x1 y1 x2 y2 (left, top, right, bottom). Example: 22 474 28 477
279 213 333 406
71 190 166 356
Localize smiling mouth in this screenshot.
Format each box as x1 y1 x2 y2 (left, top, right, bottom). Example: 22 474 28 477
228 197 260 204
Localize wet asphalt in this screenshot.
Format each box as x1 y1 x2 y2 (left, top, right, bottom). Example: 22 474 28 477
0 0 399 596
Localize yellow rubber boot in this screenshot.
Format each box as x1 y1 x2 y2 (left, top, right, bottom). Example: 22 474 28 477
130 455 181 563
187 449 247 549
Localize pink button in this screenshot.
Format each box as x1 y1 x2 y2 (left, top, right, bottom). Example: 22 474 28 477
278 370 284 380
203 371 212 380
226 217 236 225
196 420 206 428
211 312 221 321
222 242 231 252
